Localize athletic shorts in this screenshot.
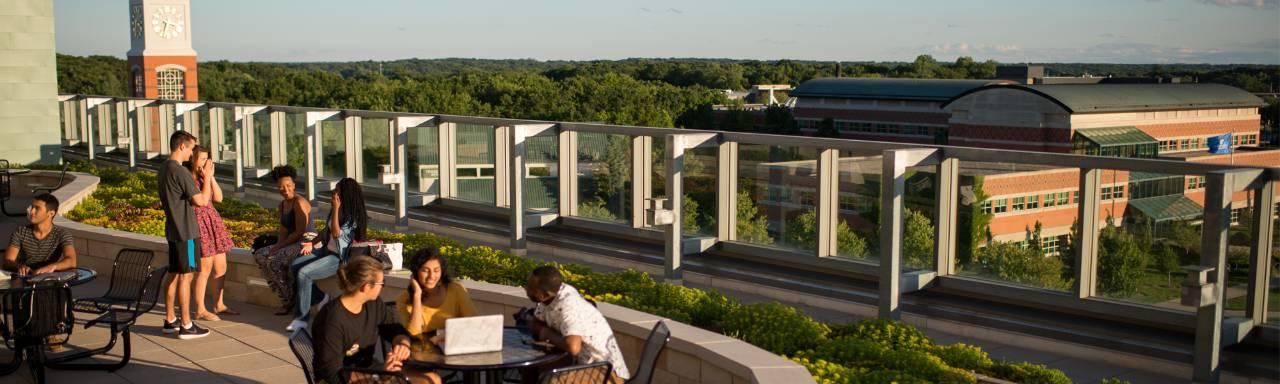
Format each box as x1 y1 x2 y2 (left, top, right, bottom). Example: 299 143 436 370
167 238 202 273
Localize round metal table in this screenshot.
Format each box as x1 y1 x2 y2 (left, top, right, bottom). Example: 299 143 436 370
405 327 569 384
0 267 97 378
0 267 97 291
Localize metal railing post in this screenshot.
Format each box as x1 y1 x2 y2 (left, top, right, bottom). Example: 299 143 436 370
879 149 908 320
558 130 578 216
716 141 738 242
1193 170 1233 383
935 156 959 275
1075 168 1102 298
632 136 653 229
438 122 456 199
1246 173 1276 324
509 126 527 255
495 126 510 208
664 134 685 284
816 148 838 257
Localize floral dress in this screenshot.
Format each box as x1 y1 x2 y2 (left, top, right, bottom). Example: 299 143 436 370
252 202 310 310
194 178 234 257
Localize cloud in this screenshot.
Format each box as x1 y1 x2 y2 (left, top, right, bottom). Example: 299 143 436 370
1098 33 1128 39
757 38 797 45
667 8 683 14
639 7 651 12
927 42 1021 55
1197 0 1279 8
946 24 961 28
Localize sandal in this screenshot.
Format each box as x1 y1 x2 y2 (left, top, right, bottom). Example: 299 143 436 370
195 312 222 322
215 307 241 316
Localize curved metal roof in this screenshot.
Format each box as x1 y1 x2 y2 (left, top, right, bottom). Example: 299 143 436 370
945 83 1264 114
791 78 1007 102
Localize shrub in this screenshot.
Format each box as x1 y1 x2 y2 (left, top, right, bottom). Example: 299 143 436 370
831 318 934 352
977 241 1068 290
932 343 993 371
791 357 864 384
722 302 830 356
808 336 888 367
989 361 1072 384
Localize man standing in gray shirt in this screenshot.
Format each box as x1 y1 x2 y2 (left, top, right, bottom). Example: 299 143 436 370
158 130 212 339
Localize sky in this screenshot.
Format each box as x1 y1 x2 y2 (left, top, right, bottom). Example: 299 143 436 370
53 0 1280 64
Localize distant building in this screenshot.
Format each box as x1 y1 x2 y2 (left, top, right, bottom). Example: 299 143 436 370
995 64 1181 85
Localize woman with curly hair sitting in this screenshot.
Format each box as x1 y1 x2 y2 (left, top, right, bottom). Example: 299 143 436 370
252 165 312 316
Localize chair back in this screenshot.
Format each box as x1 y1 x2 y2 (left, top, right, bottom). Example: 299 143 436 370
0 159 8 169
0 283 76 348
289 329 317 384
134 267 168 315
103 249 155 305
540 361 613 384
628 321 670 384
0 172 9 202
338 366 410 384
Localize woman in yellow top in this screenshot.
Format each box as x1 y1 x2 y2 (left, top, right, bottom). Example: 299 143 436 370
396 247 476 346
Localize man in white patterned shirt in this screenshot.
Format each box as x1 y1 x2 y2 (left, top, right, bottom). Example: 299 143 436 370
525 266 630 382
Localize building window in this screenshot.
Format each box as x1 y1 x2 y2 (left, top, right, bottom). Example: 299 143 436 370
1042 236 1061 255
1101 186 1125 200
1187 176 1205 190
798 191 816 208
132 67 144 97
156 68 185 100
1072 191 1079 204
993 198 1008 214
1231 208 1242 224
1027 195 1040 209
981 200 992 214
1012 197 1026 212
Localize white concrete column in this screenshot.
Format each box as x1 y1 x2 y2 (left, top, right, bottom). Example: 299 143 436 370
1246 177 1275 324
495 126 510 207
438 122 456 199
558 130 578 216
509 126 528 255
631 136 653 229
1075 169 1102 299
716 141 738 242
934 157 959 275
1193 171 1234 383
816 148 839 257
664 134 685 284
878 149 908 320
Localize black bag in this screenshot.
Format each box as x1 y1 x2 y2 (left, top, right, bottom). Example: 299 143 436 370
251 234 278 252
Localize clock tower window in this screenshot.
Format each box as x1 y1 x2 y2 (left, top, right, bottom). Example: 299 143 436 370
157 68 185 100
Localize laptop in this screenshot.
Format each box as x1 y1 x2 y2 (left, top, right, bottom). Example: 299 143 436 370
443 315 504 355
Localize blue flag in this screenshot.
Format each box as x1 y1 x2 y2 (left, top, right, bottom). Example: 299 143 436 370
1206 133 1232 154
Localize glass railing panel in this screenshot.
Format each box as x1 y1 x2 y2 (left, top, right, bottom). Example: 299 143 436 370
284 112 308 193
902 163 938 271
320 119 347 179
362 118 392 188
252 110 272 170
1091 169 1197 311
195 109 210 149
524 135 558 211
576 132 631 224
732 143 819 253
953 161 1080 292
454 123 495 204
683 146 717 237
1270 201 1279 325
1222 186 1266 320
406 124 439 195
834 150 883 262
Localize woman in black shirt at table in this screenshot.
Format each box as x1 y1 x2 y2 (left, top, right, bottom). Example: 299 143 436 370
312 256 412 384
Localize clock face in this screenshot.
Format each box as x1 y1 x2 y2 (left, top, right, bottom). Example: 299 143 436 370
130 5 143 39
150 5 185 39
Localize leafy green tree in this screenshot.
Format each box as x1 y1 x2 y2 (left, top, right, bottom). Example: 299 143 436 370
784 210 869 257
902 208 935 268
958 176 993 266
977 241 1068 290
578 198 618 221
735 190 774 245
1097 227 1150 297
682 195 702 234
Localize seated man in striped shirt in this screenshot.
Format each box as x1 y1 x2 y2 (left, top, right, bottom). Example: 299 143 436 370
4 194 77 276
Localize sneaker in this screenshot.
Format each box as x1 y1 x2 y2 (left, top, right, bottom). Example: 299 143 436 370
162 318 180 334
286 319 308 332
177 322 210 340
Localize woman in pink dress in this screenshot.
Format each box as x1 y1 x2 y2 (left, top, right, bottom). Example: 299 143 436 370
185 146 237 321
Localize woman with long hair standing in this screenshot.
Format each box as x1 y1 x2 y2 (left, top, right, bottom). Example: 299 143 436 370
287 177 367 332
183 146 237 320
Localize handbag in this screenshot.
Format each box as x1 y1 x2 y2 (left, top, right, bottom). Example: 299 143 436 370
370 243 403 271
251 234 278 252
350 241 401 271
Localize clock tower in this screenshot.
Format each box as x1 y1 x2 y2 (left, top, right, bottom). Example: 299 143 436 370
127 0 197 100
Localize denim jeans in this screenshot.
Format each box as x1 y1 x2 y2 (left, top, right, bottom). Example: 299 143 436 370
290 250 340 321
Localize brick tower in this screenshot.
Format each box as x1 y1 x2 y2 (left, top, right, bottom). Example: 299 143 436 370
127 0 197 100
